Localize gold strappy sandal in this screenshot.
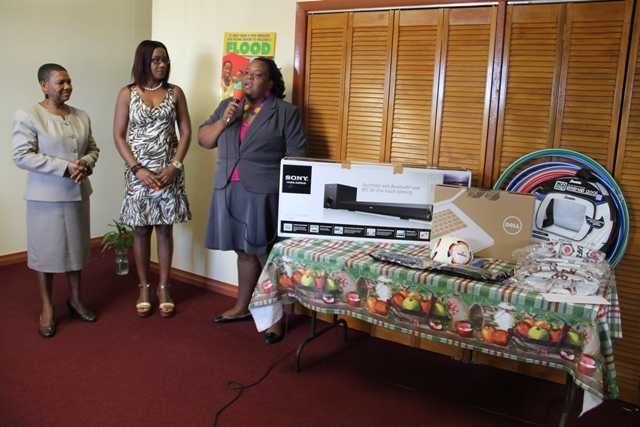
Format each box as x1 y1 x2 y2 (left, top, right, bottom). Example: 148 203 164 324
137 283 153 318
157 284 175 318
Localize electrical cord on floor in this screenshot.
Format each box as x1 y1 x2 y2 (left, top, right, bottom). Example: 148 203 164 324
212 312 289 427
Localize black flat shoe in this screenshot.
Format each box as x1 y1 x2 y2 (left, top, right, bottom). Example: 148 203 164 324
38 310 56 339
264 332 283 345
66 298 97 323
212 313 253 324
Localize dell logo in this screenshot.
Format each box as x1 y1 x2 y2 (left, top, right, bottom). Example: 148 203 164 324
503 216 523 235
285 175 309 181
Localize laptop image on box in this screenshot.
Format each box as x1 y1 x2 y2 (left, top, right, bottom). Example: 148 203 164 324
431 188 494 252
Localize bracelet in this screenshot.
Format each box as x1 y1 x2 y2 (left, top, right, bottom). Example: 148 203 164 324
130 163 143 174
170 160 183 171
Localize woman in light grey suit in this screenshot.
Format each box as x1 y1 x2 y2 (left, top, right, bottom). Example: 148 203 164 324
12 64 100 338
199 57 308 344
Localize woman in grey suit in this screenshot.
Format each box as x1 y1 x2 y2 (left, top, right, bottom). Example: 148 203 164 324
12 63 100 338
199 57 308 344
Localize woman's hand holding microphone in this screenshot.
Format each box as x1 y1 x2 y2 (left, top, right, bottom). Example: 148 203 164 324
223 89 244 127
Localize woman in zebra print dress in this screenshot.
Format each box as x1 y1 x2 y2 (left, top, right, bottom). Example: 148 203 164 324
114 40 192 318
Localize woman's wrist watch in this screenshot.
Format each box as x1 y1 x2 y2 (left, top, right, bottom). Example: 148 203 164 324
170 160 183 171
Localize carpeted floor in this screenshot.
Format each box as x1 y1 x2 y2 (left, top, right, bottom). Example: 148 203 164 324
1 249 638 427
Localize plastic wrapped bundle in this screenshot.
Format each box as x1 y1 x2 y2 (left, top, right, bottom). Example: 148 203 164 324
509 242 610 295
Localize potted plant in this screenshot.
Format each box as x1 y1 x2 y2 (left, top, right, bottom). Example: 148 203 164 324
100 220 134 275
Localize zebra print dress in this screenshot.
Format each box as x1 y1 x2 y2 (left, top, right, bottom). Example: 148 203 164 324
119 85 191 226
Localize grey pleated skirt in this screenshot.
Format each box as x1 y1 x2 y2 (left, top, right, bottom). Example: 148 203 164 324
204 181 280 255
26 198 91 272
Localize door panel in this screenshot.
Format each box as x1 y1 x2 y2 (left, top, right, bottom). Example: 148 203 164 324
435 7 496 185
341 11 394 162
494 4 564 179
386 9 442 165
555 1 631 170
304 13 349 159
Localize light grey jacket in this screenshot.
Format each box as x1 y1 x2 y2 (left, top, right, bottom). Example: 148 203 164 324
12 104 99 202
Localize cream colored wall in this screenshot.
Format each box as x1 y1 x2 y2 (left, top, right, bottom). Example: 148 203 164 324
151 0 316 285
1 0 316 289
0 0 152 254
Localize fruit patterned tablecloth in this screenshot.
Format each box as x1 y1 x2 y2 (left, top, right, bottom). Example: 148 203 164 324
249 238 621 404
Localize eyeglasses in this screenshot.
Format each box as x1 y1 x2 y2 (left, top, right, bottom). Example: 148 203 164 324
151 57 170 65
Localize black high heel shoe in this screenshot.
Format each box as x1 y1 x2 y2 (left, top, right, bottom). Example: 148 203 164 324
38 309 56 339
66 298 97 323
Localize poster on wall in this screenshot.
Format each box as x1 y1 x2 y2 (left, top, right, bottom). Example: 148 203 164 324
221 32 276 100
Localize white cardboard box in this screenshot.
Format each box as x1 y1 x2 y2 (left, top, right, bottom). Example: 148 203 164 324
278 158 471 244
433 185 536 261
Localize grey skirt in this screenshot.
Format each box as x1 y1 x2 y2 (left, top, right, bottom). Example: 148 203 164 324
204 181 280 255
26 198 91 272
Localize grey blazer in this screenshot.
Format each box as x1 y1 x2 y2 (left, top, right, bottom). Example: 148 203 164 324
201 96 308 194
12 104 99 202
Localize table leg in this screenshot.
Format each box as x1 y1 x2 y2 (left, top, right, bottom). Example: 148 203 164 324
558 372 576 427
294 311 348 373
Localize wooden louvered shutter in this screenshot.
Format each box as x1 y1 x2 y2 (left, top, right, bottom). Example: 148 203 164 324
341 11 394 162
610 259 640 404
617 6 640 258
616 45 640 263
493 4 564 180
613 0 640 406
555 1 632 170
434 7 497 186
304 13 348 159
385 9 442 165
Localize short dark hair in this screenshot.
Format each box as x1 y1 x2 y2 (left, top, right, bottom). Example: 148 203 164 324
254 57 285 99
38 63 67 98
130 40 170 89
38 63 66 83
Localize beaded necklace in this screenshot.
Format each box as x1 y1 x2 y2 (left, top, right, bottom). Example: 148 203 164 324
243 101 264 121
142 81 163 91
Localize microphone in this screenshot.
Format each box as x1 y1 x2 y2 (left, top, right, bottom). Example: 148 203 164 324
226 89 245 126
